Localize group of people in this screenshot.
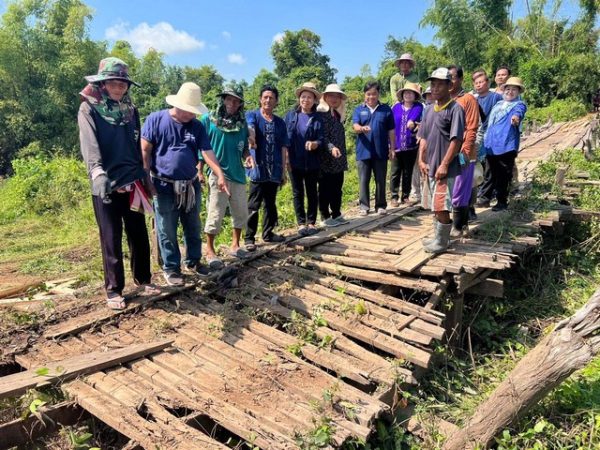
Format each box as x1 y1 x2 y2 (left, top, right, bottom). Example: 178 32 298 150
78 55 527 310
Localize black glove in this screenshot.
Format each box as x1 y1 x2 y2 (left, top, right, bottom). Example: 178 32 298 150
92 173 112 201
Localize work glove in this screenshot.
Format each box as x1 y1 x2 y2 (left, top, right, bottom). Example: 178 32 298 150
92 173 112 203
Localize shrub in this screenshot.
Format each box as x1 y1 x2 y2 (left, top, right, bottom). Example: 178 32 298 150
0 156 89 223
526 99 587 124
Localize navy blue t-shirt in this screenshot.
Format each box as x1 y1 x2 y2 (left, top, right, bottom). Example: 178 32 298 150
142 109 211 191
352 103 395 160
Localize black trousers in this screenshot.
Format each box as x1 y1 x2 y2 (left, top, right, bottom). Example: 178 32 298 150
318 171 344 220
92 192 152 296
289 168 319 225
245 181 279 243
488 150 517 205
357 158 388 211
389 149 418 201
478 157 495 201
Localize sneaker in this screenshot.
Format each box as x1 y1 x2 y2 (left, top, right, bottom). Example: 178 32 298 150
409 194 421 202
263 233 285 243
476 198 491 208
333 215 349 225
321 217 339 227
492 203 508 212
377 208 387 216
163 272 184 286
358 209 369 217
390 198 400 208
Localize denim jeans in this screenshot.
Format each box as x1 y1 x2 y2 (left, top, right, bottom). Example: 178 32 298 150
153 180 202 274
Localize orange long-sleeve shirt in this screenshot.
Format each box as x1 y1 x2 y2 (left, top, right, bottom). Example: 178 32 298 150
454 91 480 161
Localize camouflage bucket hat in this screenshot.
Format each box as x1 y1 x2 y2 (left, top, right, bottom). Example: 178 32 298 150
85 57 140 87
218 84 244 103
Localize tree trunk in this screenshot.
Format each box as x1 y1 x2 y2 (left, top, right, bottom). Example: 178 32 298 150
443 288 600 450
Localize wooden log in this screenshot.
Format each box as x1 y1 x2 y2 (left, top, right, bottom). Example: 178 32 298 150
0 339 172 399
0 282 43 300
305 251 398 273
0 401 87 449
443 288 600 450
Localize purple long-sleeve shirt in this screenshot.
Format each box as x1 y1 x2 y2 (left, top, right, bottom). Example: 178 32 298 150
392 102 423 151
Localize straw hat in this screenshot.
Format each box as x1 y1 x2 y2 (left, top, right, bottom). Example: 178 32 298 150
165 82 209 115
397 82 422 100
395 53 415 66
295 82 321 100
322 83 347 100
317 84 347 119
504 77 525 92
474 162 484 185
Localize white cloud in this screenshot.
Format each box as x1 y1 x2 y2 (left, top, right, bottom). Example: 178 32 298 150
227 53 246 65
272 32 285 43
105 21 205 55
221 31 231 40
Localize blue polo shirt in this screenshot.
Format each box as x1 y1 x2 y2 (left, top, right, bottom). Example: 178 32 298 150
352 103 395 161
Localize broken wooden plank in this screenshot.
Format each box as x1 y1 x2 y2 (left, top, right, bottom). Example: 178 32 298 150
0 339 172 399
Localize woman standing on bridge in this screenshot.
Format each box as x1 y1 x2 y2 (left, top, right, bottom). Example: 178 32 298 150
78 57 159 310
483 77 527 212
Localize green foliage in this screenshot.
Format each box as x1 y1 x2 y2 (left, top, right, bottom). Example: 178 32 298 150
527 99 588 124
0 156 89 222
270 29 336 83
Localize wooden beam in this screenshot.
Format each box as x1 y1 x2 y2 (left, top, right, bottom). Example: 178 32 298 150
0 340 172 399
465 279 504 298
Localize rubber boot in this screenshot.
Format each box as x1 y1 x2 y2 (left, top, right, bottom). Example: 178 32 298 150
450 207 469 238
421 217 438 246
424 221 453 254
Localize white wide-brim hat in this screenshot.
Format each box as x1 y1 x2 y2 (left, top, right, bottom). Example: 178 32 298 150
166 82 209 115
295 82 322 101
322 83 347 100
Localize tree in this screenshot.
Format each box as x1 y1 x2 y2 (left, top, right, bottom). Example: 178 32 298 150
0 0 104 174
270 29 336 83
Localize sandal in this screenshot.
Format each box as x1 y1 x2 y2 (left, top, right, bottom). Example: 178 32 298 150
106 293 127 310
228 248 250 259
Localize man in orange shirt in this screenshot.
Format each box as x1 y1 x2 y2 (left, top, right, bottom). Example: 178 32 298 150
448 65 480 237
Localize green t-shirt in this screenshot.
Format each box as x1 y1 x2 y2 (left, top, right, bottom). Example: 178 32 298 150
200 114 248 184
389 72 420 103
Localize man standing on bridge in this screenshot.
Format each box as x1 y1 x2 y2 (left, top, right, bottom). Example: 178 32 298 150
417 68 465 253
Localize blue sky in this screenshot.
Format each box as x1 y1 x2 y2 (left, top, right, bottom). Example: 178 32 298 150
80 0 582 82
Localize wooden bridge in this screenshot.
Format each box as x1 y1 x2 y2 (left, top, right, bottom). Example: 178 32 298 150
0 117 593 449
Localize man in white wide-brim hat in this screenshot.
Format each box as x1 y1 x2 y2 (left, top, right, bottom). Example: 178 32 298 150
141 82 229 286
390 52 419 103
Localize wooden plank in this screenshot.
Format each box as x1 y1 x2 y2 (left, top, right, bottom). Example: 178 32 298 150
302 260 439 293
84 372 228 450
294 205 421 248
392 241 436 273
305 251 398 273
125 358 295 450
0 339 172 399
64 379 226 450
0 401 87 449
283 264 445 323
44 287 194 340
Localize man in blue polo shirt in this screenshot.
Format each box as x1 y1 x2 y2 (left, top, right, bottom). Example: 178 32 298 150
141 82 228 286
352 81 395 215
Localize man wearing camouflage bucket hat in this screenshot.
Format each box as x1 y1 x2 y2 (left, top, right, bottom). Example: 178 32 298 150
79 57 160 310
199 84 253 269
